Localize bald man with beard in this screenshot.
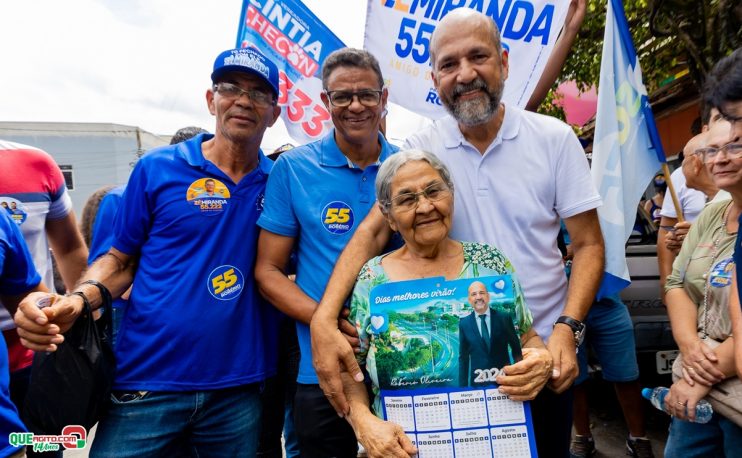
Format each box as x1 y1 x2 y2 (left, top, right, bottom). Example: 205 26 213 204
458 281 522 386
310 9 603 457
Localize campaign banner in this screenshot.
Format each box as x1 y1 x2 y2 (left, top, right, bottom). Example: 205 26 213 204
365 0 570 119
236 0 346 144
367 276 536 457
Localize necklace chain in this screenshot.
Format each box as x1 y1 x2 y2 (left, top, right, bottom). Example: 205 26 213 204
701 203 736 338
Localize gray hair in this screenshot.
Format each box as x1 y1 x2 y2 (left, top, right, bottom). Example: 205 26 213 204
376 149 454 212
321 48 384 89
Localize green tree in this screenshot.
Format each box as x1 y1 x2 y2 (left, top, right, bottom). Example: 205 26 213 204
376 346 405 386
540 0 741 118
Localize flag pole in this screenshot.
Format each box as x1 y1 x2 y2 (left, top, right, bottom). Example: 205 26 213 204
661 163 684 223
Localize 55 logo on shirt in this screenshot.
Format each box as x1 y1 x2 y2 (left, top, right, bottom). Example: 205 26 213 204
208 265 244 300
321 201 354 235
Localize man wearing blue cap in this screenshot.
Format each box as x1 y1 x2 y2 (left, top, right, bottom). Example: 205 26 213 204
14 47 282 457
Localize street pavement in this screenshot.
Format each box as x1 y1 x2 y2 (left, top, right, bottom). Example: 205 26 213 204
582 377 669 457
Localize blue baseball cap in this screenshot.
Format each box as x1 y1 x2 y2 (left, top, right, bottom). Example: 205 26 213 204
211 47 280 97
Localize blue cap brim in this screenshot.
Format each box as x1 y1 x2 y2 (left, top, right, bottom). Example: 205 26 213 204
211 66 279 97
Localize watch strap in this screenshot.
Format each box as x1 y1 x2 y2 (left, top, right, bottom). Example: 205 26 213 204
554 315 583 330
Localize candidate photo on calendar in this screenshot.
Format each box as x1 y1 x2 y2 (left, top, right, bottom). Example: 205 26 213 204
458 280 523 386
365 275 525 391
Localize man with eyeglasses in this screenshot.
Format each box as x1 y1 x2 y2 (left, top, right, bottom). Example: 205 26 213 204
14 47 282 456
255 47 398 457
310 9 604 458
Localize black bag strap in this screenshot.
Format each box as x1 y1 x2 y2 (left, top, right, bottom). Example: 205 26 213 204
80 279 113 310
69 289 112 337
69 290 92 314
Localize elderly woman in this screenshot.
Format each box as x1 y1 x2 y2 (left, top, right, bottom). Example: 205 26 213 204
341 149 552 457
663 122 742 457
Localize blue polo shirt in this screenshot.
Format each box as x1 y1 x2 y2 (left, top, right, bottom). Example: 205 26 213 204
88 186 128 347
111 133 279 391
258 131 398 384
88 186 125 264
0 211 39 455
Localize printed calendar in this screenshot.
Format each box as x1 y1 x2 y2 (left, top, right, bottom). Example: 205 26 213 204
368 276 537 457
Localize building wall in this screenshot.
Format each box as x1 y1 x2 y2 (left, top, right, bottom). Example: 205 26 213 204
0 123 167 216
655 101 701 158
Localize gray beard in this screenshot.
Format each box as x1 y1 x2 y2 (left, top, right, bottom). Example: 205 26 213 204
450 97 499 126
444 80 503 127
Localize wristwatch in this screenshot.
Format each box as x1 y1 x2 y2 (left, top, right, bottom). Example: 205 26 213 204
553 315 586 348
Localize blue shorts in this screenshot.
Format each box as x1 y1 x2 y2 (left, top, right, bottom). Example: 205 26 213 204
575 295 639 385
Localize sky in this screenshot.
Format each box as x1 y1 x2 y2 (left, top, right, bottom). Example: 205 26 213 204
0 0 425 151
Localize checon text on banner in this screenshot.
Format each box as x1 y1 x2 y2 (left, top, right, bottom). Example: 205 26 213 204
237 0 346 144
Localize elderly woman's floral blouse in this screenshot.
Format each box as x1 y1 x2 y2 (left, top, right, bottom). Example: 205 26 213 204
349 241 534 417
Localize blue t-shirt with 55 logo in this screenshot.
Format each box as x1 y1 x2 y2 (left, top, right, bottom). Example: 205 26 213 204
258 130 398 384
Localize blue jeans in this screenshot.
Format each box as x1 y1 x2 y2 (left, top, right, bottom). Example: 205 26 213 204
664 414 742 457
90 384 262 457
283 402 299 458
575 295 639 385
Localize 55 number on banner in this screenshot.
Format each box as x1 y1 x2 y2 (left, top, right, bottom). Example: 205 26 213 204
366 0 570 119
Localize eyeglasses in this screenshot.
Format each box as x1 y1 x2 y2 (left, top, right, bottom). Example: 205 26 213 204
214 82 274 107
696 143 742 163
324 90 383 108
389 182 451 212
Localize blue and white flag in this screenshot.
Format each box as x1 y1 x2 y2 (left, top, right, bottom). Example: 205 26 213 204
237 0 346 144
591 0 665 298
